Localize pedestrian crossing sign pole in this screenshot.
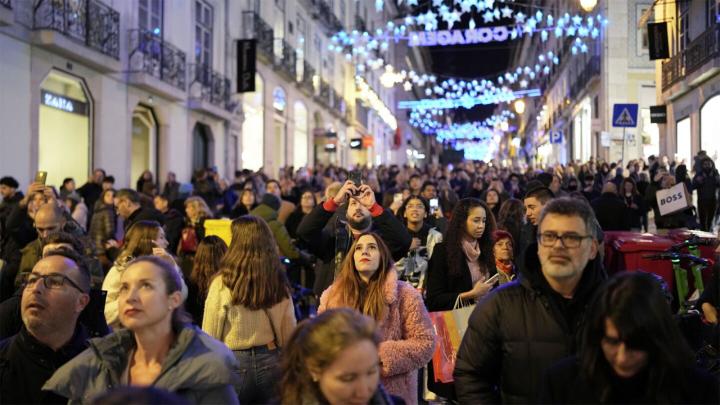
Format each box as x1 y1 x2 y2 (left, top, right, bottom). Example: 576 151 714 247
612 104 639 164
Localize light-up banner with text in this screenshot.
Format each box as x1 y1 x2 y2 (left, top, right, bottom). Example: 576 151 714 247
408 27 509 47
41 90 88 116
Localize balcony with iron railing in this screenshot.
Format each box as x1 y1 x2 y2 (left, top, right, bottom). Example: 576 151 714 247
308 0 344 36
298 60 315 95
0 0 12 26
355 15 367 32
663 23 720 92
128 29 187 99
242 11 273 64
569 55 601 100
189 63 233 119
273 39 296 80
30 0 120 70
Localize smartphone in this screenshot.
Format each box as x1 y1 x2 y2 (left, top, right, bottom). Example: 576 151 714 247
349 170 362 187
393 193 403 204
429 198 439 212
35 171 47 185
485 273 500 285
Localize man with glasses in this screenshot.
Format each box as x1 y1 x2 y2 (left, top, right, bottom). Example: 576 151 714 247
113 189 164 234
0 251 91 404
454 197 606 403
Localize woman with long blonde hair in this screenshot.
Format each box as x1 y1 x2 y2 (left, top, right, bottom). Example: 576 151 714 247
202 215 296 404
318 232 434 404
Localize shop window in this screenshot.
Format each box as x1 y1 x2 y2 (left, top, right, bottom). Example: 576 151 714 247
241 74 264 170
701 95 720 164
131 105 157 187
676 117 692 166
39 71 92 188
294 101 308 168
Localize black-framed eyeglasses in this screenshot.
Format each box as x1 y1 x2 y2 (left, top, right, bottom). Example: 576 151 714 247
538 232 593 248
22 273 85 293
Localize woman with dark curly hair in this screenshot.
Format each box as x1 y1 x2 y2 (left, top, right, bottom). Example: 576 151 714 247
426 198 497 311
540 272 718 403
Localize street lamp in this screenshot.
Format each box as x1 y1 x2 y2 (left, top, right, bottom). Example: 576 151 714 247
579 0 597 12
514 99 526 114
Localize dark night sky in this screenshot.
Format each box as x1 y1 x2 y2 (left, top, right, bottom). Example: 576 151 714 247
406 0 522 122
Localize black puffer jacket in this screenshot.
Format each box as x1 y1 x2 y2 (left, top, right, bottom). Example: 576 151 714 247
297 200 412 295
453 245 605 404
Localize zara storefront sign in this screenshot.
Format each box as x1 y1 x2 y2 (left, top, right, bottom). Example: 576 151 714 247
41 90 88 116
408 26 509 47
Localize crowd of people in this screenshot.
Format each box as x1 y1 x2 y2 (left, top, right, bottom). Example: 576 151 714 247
0 153 717 404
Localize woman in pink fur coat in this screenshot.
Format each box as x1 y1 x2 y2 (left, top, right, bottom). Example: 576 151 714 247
319 232 435 404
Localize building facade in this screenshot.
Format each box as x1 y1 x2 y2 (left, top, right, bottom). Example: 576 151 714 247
508 0 657 167
0 0 421 189
655 0 720 167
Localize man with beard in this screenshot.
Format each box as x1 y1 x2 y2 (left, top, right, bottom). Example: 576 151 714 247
454 197 605 403
297 180 412 295
0 251 90 404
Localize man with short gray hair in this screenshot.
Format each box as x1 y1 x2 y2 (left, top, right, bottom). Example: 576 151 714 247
0 251 91 404
454 197 606 403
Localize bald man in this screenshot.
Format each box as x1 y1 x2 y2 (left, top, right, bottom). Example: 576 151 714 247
15 203 84 287
590 182 631 231
0 252 90 404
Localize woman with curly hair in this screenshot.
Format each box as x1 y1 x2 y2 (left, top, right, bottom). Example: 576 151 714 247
318 232 434 404
426 198 497 311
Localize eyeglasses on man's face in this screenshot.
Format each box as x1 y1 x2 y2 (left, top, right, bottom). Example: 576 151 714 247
22 272 85 293
537 232 592 248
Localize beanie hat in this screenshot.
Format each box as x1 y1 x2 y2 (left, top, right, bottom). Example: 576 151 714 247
261 193 281 211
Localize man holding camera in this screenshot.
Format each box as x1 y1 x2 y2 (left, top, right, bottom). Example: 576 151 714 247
297 179 412 295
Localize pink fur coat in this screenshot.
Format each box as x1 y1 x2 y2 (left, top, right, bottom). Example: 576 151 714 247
319 271 436 404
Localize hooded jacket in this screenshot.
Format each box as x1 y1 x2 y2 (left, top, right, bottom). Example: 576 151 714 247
250 203 300 259
692 157 720 201
453 244 606 404
43 325 239 405
319 270 435 405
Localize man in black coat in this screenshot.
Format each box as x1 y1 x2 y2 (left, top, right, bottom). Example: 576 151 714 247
454 197 606 404
114 189 165 233
517 185 554 276
77 169 105 216
590 182 631 231
297 180 412 295
0 251 91 404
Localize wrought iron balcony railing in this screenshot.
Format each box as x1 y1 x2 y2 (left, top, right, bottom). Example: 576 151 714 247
569 55 600 100
242 11 273 62
355 15 366 32
300 60 315 93
33 0 119 59
189 63 231 111
662 53 684 91
128 29 186 91
310 0 343 35
273 39 296 78
1 0 11 10
662 23 720 91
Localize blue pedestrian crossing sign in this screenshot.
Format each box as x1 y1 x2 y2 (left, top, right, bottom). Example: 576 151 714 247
612 104 639 128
